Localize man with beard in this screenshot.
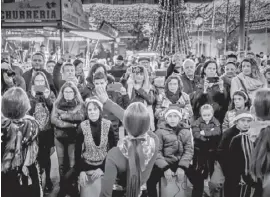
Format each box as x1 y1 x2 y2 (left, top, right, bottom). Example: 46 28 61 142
23 52 56 95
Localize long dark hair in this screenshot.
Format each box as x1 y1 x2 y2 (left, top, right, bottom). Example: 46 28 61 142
200 60 218 78
229 90 251 110
86 63 107 84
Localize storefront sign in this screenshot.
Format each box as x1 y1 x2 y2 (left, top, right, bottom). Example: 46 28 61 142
62 0 89 30
1 0 61 23
99 21 119 38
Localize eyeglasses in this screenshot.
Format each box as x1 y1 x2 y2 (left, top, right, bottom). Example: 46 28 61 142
63 91 74 94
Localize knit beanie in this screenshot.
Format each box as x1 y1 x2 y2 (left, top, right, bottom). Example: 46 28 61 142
164 105 182 120
233 109 254 124
85 96 103 110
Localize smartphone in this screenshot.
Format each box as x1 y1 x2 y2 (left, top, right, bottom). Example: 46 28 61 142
132 66 143 74
207 77 219 83
107 83 122 92
155 70 167 77
33 85 46 93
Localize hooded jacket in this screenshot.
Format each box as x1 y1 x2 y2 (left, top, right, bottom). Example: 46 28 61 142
155 122 194 170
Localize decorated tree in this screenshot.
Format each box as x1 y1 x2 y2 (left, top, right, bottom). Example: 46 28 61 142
149 0 190 55
126 22 150 51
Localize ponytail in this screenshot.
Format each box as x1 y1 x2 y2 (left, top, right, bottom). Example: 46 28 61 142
126 139 142 197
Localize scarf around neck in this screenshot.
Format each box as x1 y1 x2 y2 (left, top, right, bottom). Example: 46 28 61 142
117 132 156 172
238 72 265 92
58 98 77 111
165 90 182 104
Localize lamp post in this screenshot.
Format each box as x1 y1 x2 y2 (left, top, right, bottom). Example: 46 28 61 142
195 14 204 56
224 0 230 54
239 0 246 53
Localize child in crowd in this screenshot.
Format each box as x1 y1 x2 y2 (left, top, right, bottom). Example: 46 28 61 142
217 110 254 197
222 90 251 131
264 67 270 88
155 75 193 127
147 105 194 197
191 104 222 197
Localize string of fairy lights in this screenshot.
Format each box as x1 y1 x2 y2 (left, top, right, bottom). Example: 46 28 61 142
83 0 270 54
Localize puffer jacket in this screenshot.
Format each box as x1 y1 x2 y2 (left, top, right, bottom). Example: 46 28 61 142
51 103 85 141
155 122 194 170
192 117 222 151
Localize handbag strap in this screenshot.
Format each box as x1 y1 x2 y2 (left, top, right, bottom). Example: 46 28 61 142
237 76 248 93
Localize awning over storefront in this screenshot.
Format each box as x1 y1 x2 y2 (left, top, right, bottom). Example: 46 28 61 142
70 30 114 41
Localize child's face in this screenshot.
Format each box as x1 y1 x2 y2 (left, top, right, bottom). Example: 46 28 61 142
265 71 270 82
236 118 252 131
94 78 107 89
201 109 213 123
168 79 179 93
166 112 180 127
234 95 245 109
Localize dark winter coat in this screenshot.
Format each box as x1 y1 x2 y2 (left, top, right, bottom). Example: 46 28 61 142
51 102 85 142
180 74 201 96
225 134 259 197
191 117 222 177
217 125 243 177
192 117 222 151
155 122 194 171
192 80 229 124
23 68 56 96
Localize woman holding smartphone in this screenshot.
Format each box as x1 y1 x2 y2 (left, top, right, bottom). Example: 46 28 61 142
192 60 229 124
28 71 56 192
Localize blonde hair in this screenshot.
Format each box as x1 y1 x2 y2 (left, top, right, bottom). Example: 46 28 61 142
133 66 151 93
54 81 84 107
30 71 50 90
2 87 31 119
123 102 150 137
200 104 214 114
123 102 151 197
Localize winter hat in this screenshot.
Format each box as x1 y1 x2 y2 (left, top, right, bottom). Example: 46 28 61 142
164 105 182 120
116 55 124 61
233 109 254 124
138 57 150 62
85 96 103 110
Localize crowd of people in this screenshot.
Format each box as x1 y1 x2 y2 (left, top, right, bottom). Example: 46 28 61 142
1 50 270 197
